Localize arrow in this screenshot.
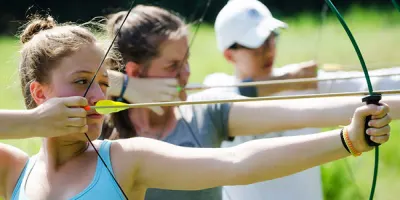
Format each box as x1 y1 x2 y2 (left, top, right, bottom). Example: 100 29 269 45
184 71 400 91
84 89 400 114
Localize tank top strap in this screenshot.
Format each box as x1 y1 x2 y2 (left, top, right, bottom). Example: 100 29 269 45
98 140 115 177
11 155 37 200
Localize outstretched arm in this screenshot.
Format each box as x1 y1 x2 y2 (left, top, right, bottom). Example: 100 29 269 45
0 109 35 139
318 67 400 93
201 61 317 97
113 104 390 191
119 130 347 190
256 61 318 96
0 97 88 139
228 95 400 137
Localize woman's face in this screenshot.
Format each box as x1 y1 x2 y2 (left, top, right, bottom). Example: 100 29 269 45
35 44 108 141
142 36 190 100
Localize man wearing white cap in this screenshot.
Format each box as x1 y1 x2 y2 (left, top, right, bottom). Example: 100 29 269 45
206 2 324 200
208 0 318 96
215 0 286 51
204 0 400 200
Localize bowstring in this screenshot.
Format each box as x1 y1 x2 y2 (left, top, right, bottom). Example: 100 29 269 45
175 0 212 160
82 1 136 199
174 0 212 151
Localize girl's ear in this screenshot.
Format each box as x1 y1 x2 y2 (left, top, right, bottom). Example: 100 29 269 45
30 81 48 105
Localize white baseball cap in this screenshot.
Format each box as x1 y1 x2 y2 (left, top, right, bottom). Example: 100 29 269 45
215 0 287 52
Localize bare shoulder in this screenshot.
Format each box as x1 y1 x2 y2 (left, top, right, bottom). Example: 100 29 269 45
107 137 173 174
109 137 160 160
0 143 29 163
0 143 29 198
100 137 160 191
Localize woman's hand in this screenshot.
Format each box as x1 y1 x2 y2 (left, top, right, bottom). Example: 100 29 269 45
347 103 391 152
107 70 179 115
30 96 88 137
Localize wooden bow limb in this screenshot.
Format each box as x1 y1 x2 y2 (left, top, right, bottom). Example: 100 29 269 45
89 89 400 110
184 71 400 91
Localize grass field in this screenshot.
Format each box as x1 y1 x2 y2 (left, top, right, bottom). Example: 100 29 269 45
1 5 400 200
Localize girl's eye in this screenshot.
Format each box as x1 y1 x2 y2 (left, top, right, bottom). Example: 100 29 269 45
75 79 88 85
75 78 109 88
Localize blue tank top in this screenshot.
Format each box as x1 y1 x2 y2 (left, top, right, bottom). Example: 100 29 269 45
11 140 125 200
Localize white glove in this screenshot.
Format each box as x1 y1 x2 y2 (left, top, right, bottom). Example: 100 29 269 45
107 70 179 115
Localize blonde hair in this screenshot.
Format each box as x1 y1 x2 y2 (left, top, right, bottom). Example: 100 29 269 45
19 15 98 109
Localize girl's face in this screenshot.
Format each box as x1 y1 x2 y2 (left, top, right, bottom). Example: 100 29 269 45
33 44 108 141
140 36 190 100
228 33 277 80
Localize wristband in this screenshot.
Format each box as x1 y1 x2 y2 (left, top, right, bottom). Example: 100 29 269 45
238 78 258 97
340 129 350 153
116 74 129 102
343 126 362 157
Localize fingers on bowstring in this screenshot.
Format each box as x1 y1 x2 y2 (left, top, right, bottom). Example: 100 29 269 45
67 107 88 118
162 86 180 98
149 78 178 86
158 93 179 102
67 117 87 128
63 96 88 107
163 78 179 86
66 125 89 134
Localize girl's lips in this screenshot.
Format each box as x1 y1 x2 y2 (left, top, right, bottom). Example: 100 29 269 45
87 113 103 119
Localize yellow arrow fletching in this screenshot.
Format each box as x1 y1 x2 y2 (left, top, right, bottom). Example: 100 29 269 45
94 100 129 114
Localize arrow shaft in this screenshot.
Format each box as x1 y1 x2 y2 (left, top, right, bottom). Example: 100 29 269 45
91 89 400 110
184 72 400 91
